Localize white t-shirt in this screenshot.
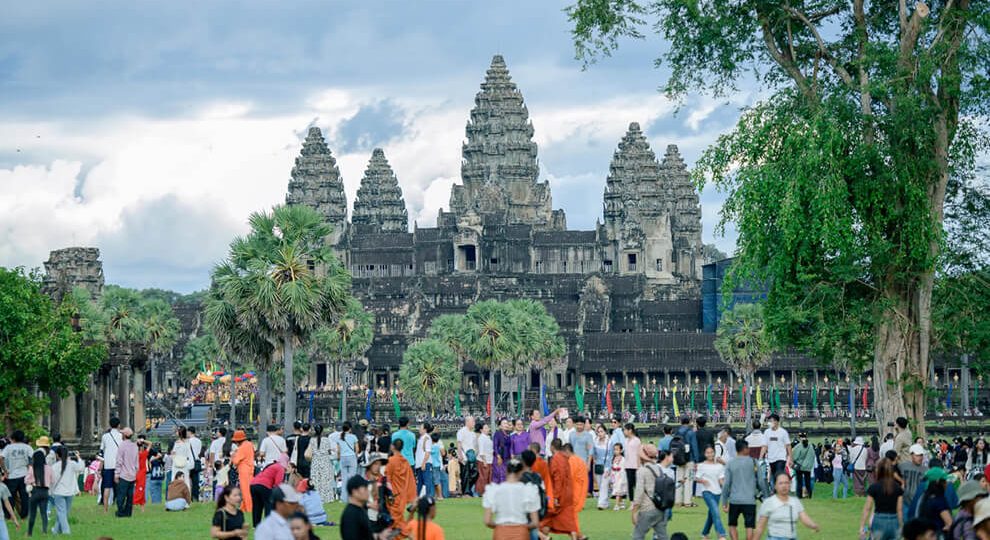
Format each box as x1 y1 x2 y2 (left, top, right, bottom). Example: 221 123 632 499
560 428 574 446
482 481 540 525
259 434 287 465
51 459 85 497
745 430 767 453
851 444 869 470
189 436 203 461
415 434 433 469
765 427 790 462
478 433 494 464
209 437 226 460
726 436 738 459
457 426 477 459
879 440 894 457
100 429 123 469
758 495 805 538
1 443 33 479
696 462 725 495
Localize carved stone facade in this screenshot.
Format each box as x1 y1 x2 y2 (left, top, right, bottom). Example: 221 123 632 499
286 55 728 389
42 247 105 303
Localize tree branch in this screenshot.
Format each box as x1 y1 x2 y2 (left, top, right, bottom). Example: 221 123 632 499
782 5 856 90
853 0 874 145
898 1 930 79
759 13 815 101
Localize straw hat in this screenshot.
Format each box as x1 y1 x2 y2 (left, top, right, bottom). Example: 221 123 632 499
35 436 52 448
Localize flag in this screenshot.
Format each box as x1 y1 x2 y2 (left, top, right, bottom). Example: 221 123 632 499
653 388 659 412
689 386 695 411
756 386 763 410
634 381 642 413
793 382 799 409
540 384 549 416
600 383 607 412
722 385 728 411
706 384 713 414
487 392 492 417
621 387 626 412
812 385 818 410
391 388 400 419
576 384 585 412
862 384 869 409
829 386 835 410
454 392 461 416
605 383 613 415
947 382 953 409
672 385 680 417
740 384 746 418
308 390 315 422
249 392 255 423
364 389 373 420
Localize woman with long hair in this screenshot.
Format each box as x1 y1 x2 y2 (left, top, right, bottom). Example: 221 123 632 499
919 468 953 535
867 436 881 483
698 445 728 540
592 424 608 498
483 459 541 540
171 426 194 491
858 458 903 540
49 445 84 535
210 485 248 539
753 473 821 540
308 425 335 503
25 447 52 537
968 438 989 480
405 496 444 540
133 437 149 511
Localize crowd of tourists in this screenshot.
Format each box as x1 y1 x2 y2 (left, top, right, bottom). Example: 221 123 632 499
7 410 990 539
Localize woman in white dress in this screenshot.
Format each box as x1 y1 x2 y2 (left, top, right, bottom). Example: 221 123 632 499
309 425 336 503
171 426 194 491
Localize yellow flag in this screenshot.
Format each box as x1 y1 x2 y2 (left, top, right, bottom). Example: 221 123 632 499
249 393 255 422
756 386 763 409
673 385 680 417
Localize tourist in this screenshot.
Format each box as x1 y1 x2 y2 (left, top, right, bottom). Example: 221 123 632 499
405 496 445 540
415 422 435 496
477 423 494 496
894 417 913 462
1 431 31 520
918 467 953 534
338 421 360 499
483 458 541 540
430 433 448 499
902 518 939 540
0 467 21 539
493 418 513 485
858 458 903 540
975 498 990 540
99 419 123 513
695 416 715 463
296 479 330 526
259 425 288 467
949 480 987 540
609 443 628 510
510 419 530 459
133 436 149 511
791 433 816 499
230 430 254 514
115 427 139 517
832 440 850 499
527 443 554 523
541 439 582 540
596 415 626 510
208 428 228 477
658 425 673 453
172 426 195 492
529 408 564 456
147 448 165 504
697 445 727 540
289 512 320 540
376 425 392 457
520 450 550 537
256 484 302 540
867 436 881 483
393 417 417 468
564 443 588 535
764 414 791 480
457 416 479 463
290 423 312 480
49 446 83 535
592 424 608 498
623 424 642 498
387 439 417 534
308 425 335 503
189 426 204 501
900 444 929 517
447 442 462 497
286 421 303 461
25 445 51 537
250 452 288 527
210 485 248 539
631 444 670 540
340 475 374 540
570 418 594 494
165 471 192 511
722 439 760 540
364 452 389 534
673 416 696 507
849 436 870 497
753 473 820 539
970 439 990 481
714 428 730 465
745 421 767 460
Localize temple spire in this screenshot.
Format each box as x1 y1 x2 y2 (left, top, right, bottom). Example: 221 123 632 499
286 127 348 243
352 148 409 233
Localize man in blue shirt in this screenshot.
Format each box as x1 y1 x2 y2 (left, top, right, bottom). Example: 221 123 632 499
675 416 698 506
391 416 417 467
658 425 673 452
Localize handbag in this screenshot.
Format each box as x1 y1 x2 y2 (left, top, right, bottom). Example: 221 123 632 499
304 438 315 461
594 464 605 475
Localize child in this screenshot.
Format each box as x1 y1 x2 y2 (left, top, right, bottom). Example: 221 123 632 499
213 460 229 501
447 443 461 497
297 479 331 526
610 443 628 510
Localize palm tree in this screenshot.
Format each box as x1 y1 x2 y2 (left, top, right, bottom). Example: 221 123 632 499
310 298 373 420
138 298 180 396
506 299 565 414
222 205 352 432
399 339 459 415
714 303 775 422
463 300 521 428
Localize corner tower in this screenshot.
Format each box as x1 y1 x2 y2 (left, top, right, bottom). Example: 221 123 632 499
352 148 409 233
660 144 703 280
286 127 348 245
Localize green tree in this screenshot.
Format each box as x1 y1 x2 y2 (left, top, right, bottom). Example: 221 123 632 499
506 299 566 413
713 303 775 420
310 297 374 421
567 0 989 433
463 300 523 428
181 334 221 380
213 205 352 432
0 268 105 435
399 339 460 416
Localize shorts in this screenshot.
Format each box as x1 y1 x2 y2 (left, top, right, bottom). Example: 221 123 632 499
728 503 756 528
102 468 116 489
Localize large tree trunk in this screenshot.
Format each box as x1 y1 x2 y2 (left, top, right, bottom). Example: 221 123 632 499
283 334 296 433
489 369 497 429
258 370 271 442
229 365 237 428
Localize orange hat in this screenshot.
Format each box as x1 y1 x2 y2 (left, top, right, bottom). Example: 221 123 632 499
231 430 247 443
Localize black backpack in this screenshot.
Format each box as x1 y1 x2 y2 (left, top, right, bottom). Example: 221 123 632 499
670 436 689 466
647 465 676 511
522 471 548 519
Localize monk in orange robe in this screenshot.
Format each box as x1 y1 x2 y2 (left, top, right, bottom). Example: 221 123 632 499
565 444 589 535
541 440 578 539
386 439 417 537
529 443 554 512
230 430 255 512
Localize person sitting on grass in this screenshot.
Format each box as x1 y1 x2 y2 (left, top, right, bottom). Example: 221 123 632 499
165 471 192 511
296 479 332 526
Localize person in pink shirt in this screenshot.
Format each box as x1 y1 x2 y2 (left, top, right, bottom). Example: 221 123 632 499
114 428 140 518
622 423 642 499
250 452 288 527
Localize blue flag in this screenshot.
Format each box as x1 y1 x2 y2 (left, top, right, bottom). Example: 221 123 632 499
793 383 799 408
540 384 550 416
365 388 373 420
600 383 606 411
308 391 315 422
849 384 854 412
947 383 952 409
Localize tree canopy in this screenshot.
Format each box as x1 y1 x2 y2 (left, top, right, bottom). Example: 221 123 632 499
399 338 460 415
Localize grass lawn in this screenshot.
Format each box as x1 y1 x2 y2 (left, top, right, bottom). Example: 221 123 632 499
9 492 868 539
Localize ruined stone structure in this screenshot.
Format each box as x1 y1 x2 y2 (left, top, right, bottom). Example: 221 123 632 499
286 55 816 392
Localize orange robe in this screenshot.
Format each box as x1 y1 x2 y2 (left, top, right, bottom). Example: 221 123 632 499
541 453 577 534
532 457 554 511
387 453 417 536
232 441 255 512
568 455 588 532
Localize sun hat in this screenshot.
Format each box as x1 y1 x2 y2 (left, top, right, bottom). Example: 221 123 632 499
853 436 864 446
910 444 926 455
975 498 990 526
924 467 950 482
639 443 659 461
271 483 302 504
367 452 389 465
231 430 247 443
957 480 988 504
35 436 52 448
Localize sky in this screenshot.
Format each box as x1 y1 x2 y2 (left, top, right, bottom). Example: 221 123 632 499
0 1 752 293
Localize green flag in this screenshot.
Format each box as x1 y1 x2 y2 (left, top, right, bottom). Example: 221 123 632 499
689 387 695 411
812 385 818 410
576 384 585 412
653 389 659 412
775 387 781 410
634 382 642 413
706 385 713 414
829 386 835 410
391 388 400 419
454 392 461 416
517 379 524 416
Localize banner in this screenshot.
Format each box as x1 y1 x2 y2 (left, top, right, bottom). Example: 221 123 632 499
672 385 680 417
249 392 255 423
653 388 659 412
756 386 763 410
365 389 373 420
722 385 728 411
600 383 607 412
706 384 712 415
793 383 799 409
633 382 642 413
621 387 626 412
487 392 492 417
689 386 695 411
576 384 585 412
862 384 869 409
849 384 855 412
605 383 614 415
540 384 550 416
740 384 746 418
391 388 400 419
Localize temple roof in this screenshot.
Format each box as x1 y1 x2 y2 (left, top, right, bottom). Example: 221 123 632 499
352 148 409 233
286 127 347 227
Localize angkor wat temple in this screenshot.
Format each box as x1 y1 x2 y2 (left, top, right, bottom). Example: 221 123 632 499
285 55 816 393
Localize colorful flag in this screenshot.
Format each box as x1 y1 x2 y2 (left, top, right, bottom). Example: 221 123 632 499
541 384 549 416
829 385 835 410
706 384 713 414
862 384 869 409
653 388 659 412
249 392 255 423
455 392 462 416
740 384 746 418
364 388 373 420
722 385 728 411
672 385 680 417
600 383 607 412
576 384 585 412
621 387 626 412
812 385 818 410
391 388 400 419
487 392 492 416
689 386 695 411
756 386 763 410
848 384 855 412
606 383 614 415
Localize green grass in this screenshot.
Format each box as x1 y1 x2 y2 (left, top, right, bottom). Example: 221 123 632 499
7 491 870 539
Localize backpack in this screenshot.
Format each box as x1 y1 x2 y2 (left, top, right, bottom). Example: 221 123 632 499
522 471 548 519
646 465 676 511
670 436 689 466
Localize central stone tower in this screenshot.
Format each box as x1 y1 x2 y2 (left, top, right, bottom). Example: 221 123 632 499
448 55 564 230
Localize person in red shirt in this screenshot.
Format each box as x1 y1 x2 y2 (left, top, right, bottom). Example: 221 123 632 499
250 452 287 527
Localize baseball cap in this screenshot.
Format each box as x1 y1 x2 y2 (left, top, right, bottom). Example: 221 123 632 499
346 475 370 495
271 483 302 504
910 444 926 456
